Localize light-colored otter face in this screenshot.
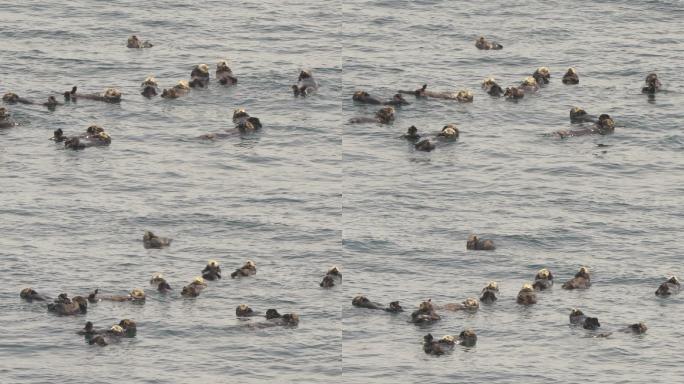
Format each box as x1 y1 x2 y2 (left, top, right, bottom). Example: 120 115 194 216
537 268 550 279
522 76 537 86
567 67 577 75
571 106 586 115
245 260 256 268
570 308 584 317
485 281 498 291
457 89 473 100
110 324 124 335
482 77 497 87
520 283 534 292
176 80 190 90
192 276 205 285
104 88 121 100
127 35 140 46
669 276 680 285
151 272 164 282
208 260 219 268
376 107 395 122
441 124 459 137
141 76 158 87
130 288 145 300
299 70 312 79
353 90 367 98
196 64 209 75
579 266 589 274
536 67 550 76
463 297 479 309
217 60 231 72
233 108 248 120
441 335 455 343
329 266 340 274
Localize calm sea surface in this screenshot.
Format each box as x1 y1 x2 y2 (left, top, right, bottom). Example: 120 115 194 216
2 0 684 383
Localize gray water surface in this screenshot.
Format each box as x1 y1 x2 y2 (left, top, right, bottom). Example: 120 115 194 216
2 0 684 383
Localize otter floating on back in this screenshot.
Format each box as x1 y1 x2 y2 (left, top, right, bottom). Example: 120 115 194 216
410 299 441 324
20 288 49 302
190 64 210 88
562 266 591 289
202 260 222 281
140 76 159 97
143 230 172 249
320 266 342 288
398 84 473 102
3 92 34 104
292 69 319 96
216 60 238 85
563 68 579 84
127 35 153 48
642 73 662 94
161 80 191 99
516 283 537 305
555 114 615 138
150 273 172 292
480 281 499 304
532 67 551 85
349 106 395 124
63 87 122 103
475 36 503 50
353 91 410 106
482 77 503 97
655 276 680 296
231 260 256 278
467 234 495 250
532 268 554 291
62 125 112 150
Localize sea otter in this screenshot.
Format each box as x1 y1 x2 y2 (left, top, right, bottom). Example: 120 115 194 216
532 67 551 85
50 128 67 142
143 230 172 249
265 312 300 327
410 300 441 324
583 317 601 330
532 268 554 291
414 139 436 152
555 114 615 138
655 276 680 296
569 107 596 123
320 266 342 288
437 124 459 140
63 126 112 149
150 273 172 292
292 69 319 96
519 77 539 93
642 73 662 94
349 106 395 124
161 80 191 99
181 277 207 297
43 96 61 110
76 321 101 336
438 297 479 312
118 319 137 337
482 77 504 97
625 322 648 334
0 107 15 129
467 234 495 250
480 281 499 304
516 283 537 305
236 304 257 317
423 334 456 355
202 260 222 281
47 295 88 315
20 288 49 302
562 68 579 85
352 91 410 106
190 64 210 88
352 295 383 310
231 260 256 278
140 76 159 97
127 35 153 48
3 92 34 104
92 288 146 302
569 308 586 325
216 60 238 85
475 36 503 50
232 108 263 132
504 87 524 100
562 267 591 289
397 84 472 102
401 125 421 142
63 87 122 103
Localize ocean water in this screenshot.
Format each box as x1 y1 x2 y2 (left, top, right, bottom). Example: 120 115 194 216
1 0 683 383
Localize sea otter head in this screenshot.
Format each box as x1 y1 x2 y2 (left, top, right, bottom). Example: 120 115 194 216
520 283 534 293
127 35 141 48
353 90 369 100
645 73 659 85
110 324 125 336
207 259 220 270
439 335 455 345
0 107 9 119
2 92 19 103
216 60 232 73
667 276 680 285
535 66 550 78
418 299 434 313
458 329 477 347
175 80 190 90
629 322 648 334
570 308 584 317
466 234 479 249
236 304 254 316
130 288 146 301
570 107 587 119
191 276 206 286
265 309 281 319
484 281 499 292
141 76 159 97
233 108 249 121
440 124 459 138
161 89 178 99
596 114 615 133
20 288 37 299
119 319 137 333
482 77 497 88
407 125 418 136
281 313 299 326
536 268 553 280
375 106 395 123
103 88 122 102
72 296 88 312
387 301 403 312
504 87 523 99
575 266 591 279
86 125 104 135
462 297 479 310
522 76 537 87
456 89 473 102
245 260 256 269
150 273 165 285
327 266 341 277
194 64 209 76
566 67 577 76
352 296 369 307
298 70 312 81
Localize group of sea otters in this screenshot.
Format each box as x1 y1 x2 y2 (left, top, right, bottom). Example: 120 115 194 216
20 230 308 346
8 35 676 354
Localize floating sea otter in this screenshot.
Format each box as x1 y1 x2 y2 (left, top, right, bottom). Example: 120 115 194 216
91 288 146 302
2 92 34 104
63 125 112 150
437 297 479 312
467 234 495 250
349 106 395 124
410 299 441 324
516 283 537 305
401 125 421 142
161 80 191 99
532 67 551 85
292 69 319 96
63 87 122 103
143 230 172 249
519 76 539 93
320 266 342 288
554 114 615 138
562 266 591 289
414 139 436 152
352 91 410 106
140 76 159 97
480 281 499 304
127 35 153 48
562 68 579 85
569 107 596 123
351 296 403 312
251 311 300 327
236 304 258 317
216 60 237 85
202 260 222 281
181 276 207 297
150 273 172 292
532 268 554 291
423 330 476 355
475 36 503 50
232 108 263 132
0 107 16 129
20 288 49 302
642 73 662 94
504 86 524 100
190 64 210 88
655 276 680 296
482 77 504 97
568 309 599 330
398 84 473 102
437 124 459 141
47 294 88 315
231 260 256 278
